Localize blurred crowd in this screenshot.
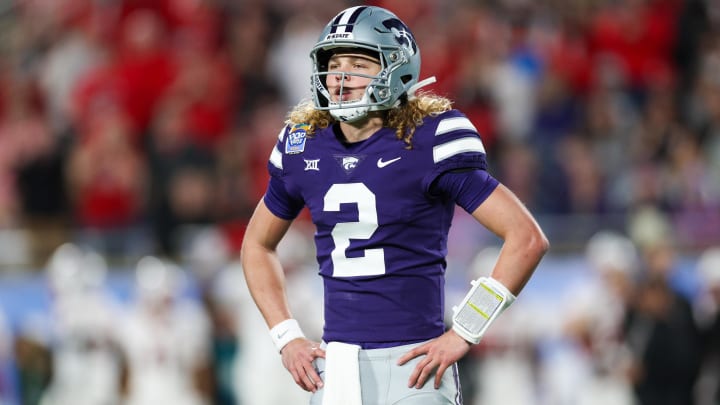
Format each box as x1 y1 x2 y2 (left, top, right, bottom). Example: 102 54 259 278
0 215 718 405
0 0 718 265
0 0 719 404
457 224 720 405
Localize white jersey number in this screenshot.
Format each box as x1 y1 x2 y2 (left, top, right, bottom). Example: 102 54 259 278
324 183 385 277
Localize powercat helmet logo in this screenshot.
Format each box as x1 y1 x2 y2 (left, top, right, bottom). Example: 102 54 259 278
382 18 417 55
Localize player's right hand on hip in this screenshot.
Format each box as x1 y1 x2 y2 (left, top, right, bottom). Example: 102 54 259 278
281 338 326 392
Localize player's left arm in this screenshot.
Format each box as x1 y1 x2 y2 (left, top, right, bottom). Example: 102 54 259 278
398 182 549 389
469 183 549 294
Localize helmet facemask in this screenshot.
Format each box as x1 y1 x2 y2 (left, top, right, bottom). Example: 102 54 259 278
312 47 401 122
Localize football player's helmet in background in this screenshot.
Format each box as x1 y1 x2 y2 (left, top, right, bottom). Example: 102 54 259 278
310 6 421 122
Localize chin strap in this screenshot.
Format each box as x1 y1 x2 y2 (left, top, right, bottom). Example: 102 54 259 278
407 76 437 99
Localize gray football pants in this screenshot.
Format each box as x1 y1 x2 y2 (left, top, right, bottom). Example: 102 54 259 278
309 341 463 405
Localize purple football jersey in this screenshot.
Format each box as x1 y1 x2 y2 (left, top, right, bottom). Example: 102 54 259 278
264 109 489 347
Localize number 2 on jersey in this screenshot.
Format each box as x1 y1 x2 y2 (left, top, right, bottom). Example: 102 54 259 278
323 183 386 277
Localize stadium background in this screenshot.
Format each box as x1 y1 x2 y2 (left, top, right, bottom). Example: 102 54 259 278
0 0 718 404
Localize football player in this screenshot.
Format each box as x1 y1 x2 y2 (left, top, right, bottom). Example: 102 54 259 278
241 6 549 404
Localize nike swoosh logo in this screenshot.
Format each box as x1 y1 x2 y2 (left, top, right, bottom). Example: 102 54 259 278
377 157 402 168
277 330 288 339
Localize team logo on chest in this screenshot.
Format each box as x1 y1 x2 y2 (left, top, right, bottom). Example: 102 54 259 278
286 123 311 154
334 155 365 174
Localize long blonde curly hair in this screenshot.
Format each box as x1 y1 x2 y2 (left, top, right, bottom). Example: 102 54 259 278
285 93 453 148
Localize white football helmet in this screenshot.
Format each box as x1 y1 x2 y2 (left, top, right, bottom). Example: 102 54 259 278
310 6 421 122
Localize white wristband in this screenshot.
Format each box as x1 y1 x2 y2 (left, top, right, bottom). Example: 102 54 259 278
269 319 305 353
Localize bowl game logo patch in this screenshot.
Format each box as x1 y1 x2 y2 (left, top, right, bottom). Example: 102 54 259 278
286 124 311 154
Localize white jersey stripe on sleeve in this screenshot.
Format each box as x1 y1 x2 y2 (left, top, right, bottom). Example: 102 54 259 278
269 146 283 169
433 137 486 163
277 127 285 141
435 117 477 136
